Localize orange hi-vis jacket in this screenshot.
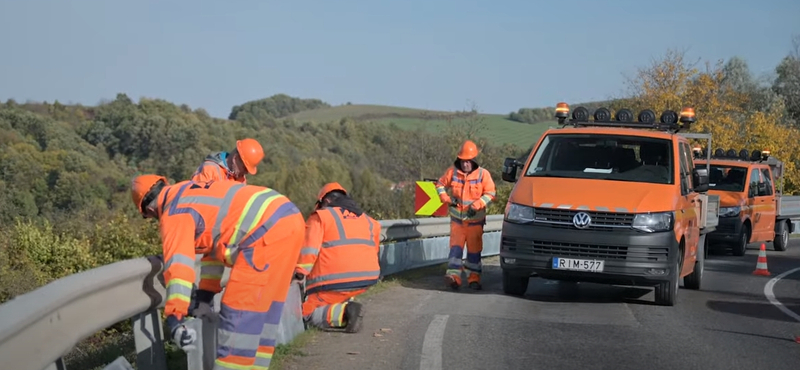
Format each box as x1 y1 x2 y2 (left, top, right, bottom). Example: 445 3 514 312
436 165 497 226
156 179 301 320
191 152 245 184
295 206 382 295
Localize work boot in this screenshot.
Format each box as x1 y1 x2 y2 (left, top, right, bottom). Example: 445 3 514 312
444 275 460 290
469 282 482 290
343 302 364 333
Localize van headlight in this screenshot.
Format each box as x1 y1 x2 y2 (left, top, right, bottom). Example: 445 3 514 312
719 206 741 218
632 212 674 232
505 203 535 223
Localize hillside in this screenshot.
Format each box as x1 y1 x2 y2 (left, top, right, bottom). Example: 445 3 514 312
288 103 559 148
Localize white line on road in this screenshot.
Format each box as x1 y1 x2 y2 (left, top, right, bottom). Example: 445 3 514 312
419 314 449 370
763 266 800 323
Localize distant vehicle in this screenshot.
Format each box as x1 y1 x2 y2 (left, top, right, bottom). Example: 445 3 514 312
499 103 720 306
693 148 800 255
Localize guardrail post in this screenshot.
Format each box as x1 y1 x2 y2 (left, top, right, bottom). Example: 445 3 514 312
43 358 66 370
132 308 168 370
184 314 217 370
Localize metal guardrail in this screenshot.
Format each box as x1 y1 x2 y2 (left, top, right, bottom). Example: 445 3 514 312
0 215 504 370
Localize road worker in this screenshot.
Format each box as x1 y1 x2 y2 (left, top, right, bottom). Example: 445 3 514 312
293 183 381 333
191 138 264 183
130 175 305 370
435 140 497 290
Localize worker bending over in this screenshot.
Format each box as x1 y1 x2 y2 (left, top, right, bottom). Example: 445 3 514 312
435 140 497 290
294 183 381 333
131 175 304 370
191 138 264 184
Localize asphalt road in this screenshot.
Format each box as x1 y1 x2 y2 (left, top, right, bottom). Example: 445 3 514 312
281 240 800 370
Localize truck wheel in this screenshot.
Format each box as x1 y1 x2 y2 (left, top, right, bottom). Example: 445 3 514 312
683 245 703 290
655 256 680 306
502 270 530 297
773 221 789 252
732 225 749 257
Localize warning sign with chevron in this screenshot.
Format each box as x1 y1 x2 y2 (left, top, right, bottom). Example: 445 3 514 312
414 181 448 217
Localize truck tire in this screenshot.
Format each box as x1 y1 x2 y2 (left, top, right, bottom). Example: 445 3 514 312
655 255 680 306
502 270 529 297
732 224 749 257
683 239 703 290
773 220 789 252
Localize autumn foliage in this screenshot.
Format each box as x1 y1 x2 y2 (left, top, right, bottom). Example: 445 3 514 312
610 49 800 193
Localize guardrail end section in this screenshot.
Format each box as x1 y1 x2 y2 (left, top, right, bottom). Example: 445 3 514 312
131 308 168 370
102 356 135 370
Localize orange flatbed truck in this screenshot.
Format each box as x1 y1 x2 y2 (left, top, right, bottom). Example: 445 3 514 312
692 148 800 255
499 104 720 306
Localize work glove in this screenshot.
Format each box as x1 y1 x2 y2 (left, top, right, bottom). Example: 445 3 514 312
166 315 198 352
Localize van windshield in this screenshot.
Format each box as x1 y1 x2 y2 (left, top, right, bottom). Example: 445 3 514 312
524 133 674 185
695 164 747 192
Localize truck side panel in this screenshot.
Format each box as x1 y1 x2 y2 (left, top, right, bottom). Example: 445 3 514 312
777 195 800 218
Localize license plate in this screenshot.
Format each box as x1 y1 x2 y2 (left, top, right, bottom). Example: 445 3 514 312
552 257 604 272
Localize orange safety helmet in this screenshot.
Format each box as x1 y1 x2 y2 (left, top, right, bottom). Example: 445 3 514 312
457 140 479 160
131 174 168 213
235 138 265 175
317 182 347 203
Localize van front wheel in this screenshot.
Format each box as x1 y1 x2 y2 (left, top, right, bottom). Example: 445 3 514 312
655 257 680 306
502 270 530 297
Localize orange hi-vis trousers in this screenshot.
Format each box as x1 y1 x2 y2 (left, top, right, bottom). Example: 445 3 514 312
302 288 367 329
214 212 305 370
445 221 485 285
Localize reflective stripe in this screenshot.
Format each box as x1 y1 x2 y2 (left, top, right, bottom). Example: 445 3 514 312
200 259 225 280
299 247 319 257
213 360 252 370
212 184 247 249
306 270 381 287
166 278 193 304
328 302 348 327
228 189 282 247
321 208 377 248
166 254 196 270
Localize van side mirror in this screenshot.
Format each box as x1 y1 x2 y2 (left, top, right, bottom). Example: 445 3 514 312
502 157 520 183
692 167 709 193
757 182 768 195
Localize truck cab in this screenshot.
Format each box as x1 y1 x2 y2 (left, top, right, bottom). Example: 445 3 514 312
693 148 800 255
499 103 720 306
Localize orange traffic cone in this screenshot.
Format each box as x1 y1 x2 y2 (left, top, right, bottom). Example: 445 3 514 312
752 243 770 276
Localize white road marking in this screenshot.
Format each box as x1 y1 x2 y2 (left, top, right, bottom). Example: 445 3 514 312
763 266 800 323
419 314 449 370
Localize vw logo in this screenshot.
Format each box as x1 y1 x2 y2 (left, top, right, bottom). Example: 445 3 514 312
572 212 592 229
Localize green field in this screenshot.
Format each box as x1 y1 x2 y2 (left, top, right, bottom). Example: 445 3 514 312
288 104 557 148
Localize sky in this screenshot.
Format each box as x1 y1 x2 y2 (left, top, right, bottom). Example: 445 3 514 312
1 0 798 119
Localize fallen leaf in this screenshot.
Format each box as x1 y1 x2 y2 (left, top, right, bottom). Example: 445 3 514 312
347 351 360 355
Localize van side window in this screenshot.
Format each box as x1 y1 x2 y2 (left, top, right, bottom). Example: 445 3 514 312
760 168 774 196
748 169 761 198
678 143 691 195
681 143 695 191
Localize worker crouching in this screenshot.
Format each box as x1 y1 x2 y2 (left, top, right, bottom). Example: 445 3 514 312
131 175 305 370
435 140 497 290
191 138 265 184
294 183 382 333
